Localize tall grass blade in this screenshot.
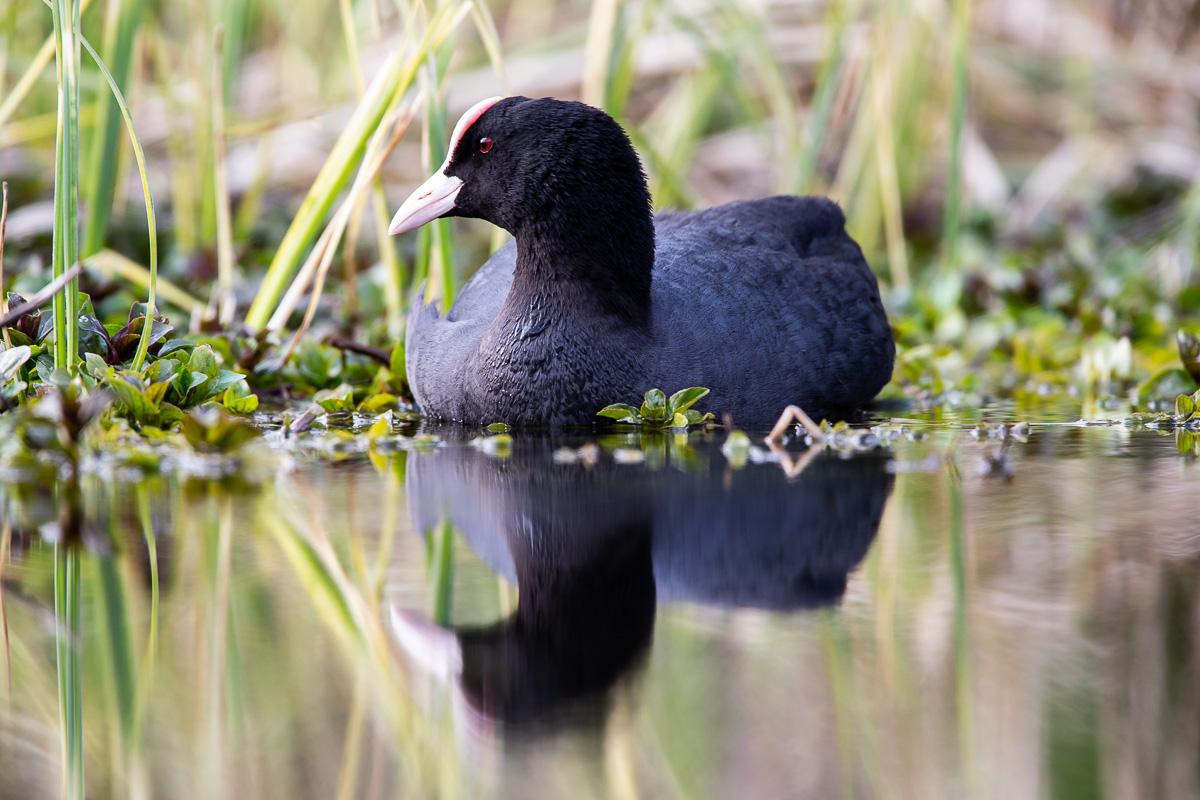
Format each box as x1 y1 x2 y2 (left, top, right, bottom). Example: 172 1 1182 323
212 26 236 326
0 37 55 132
871 40 909 286
795 0 861 192
373 185 405 339
50 0 83 368
268 96 417 345
424 62 456 309
244 0 473 332
581 0 618 109
86 250 199 317
468 0 508 89
339 0 366 95
80 0 145 257
79 34 159 372
941 0 971 284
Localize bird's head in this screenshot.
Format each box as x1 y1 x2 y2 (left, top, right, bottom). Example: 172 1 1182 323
389 96 652 240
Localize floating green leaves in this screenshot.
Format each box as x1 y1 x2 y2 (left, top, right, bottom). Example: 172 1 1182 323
1175 390 1200 425
597 387 714 429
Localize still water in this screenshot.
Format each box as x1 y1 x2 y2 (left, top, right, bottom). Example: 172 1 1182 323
0 406 1197 799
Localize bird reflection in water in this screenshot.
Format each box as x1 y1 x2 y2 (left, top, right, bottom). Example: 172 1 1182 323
392 429 894 732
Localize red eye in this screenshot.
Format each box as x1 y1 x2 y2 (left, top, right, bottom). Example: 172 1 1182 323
478 137 492 153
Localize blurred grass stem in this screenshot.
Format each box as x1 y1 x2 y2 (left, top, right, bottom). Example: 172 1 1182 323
81 0 145 257
78 33 159 372
212 26 236 326
50 0 82 368
941 0 971 283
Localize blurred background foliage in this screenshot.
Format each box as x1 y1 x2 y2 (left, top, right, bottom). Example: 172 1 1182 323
2 0 1200 403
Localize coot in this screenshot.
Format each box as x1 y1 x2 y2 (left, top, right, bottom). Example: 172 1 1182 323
390 96 894 427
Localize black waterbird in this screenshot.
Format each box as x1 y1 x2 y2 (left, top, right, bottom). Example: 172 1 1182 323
391 96 895 426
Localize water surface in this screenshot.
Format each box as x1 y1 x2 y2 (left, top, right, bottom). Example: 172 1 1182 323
1 405 1197 799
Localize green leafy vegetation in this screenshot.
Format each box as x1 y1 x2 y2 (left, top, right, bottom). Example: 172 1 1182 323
1 0 1199 437
599 387 715 429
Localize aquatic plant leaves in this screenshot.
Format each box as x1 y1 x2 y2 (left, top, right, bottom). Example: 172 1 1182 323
598 388 714 429
110 317 173 362
295 339 342 389
142 358 178 385
1176 392 1197 421
4 293 52 345
597 403 641 423
222 381 259 415
157 338 197 358
315 386 355 413
667 386 709 414
105 370 159 423
178 345 220 407
78 304 174 366
0 346 32 385
640 389 667 420
358 393 397 414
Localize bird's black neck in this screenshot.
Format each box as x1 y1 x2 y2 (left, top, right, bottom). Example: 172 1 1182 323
507 194 655 325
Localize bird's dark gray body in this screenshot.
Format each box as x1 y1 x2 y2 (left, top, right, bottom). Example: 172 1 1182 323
406 195 894 427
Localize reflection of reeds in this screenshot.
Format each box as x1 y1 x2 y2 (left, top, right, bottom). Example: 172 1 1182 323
54 543 82 800
1 429 1198 795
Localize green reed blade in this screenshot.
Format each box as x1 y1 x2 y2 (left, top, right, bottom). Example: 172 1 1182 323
79 34 158 372
244 0 473 333
372 183 405 339
795 0 862 192
0 0 100 134
80 0 145 258
0 37 56 134
212 26 236 326
581 0 618 109
50 0 82 369
941 0 971 282
423 61 456 309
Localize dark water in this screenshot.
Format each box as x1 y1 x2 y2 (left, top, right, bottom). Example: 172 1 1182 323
1 406 1198 798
